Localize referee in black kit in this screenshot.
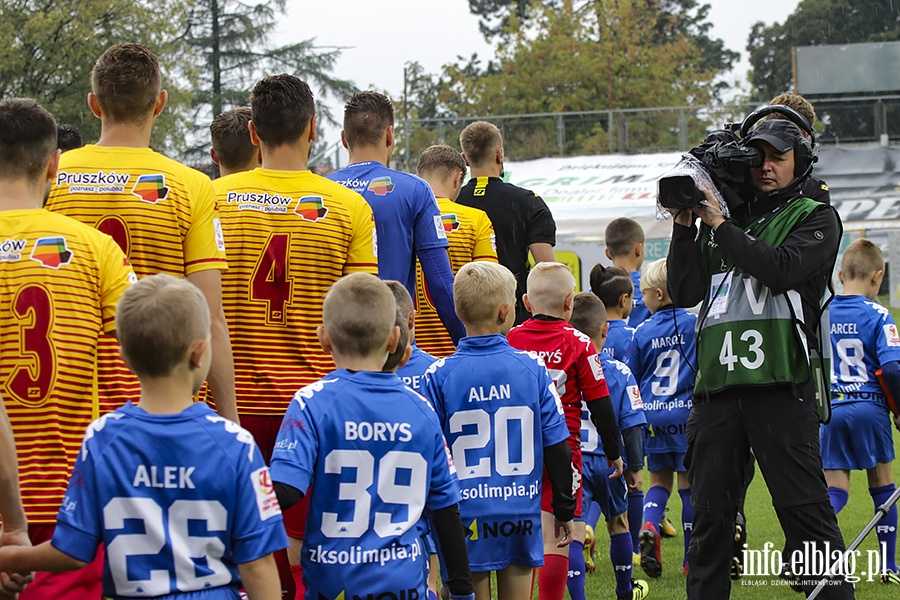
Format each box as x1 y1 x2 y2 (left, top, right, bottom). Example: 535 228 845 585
457 121 557 324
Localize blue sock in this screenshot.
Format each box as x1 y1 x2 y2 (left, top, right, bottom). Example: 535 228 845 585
828 486 849 514
679 487 693 568
643 485 669 531
587 501 603 531
610 531 634 597
870 483 898 572
628 490 644 553
567 540 587 600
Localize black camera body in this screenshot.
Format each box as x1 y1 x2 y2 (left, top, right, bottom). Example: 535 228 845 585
658 105 816 213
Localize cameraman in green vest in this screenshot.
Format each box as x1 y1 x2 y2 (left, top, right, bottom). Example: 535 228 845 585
668 119 854 599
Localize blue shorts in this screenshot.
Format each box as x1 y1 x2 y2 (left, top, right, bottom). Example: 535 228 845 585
581 453 628 521
647 451 686 473
820 401 895 471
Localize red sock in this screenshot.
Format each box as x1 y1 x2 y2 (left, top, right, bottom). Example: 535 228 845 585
538 554 569 600
291 564 306 600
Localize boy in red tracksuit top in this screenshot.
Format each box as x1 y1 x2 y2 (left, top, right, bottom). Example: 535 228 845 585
507 262 623 600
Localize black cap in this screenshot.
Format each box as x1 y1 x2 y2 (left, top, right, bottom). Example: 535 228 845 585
745 119 804 153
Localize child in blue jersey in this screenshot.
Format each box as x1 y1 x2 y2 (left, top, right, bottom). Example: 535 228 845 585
328 91 464 344
382 280 442 600
386 280 440 394
623 258 697 579
589 263 644 556
605 218 649 328
823 238 900 584
0 274 288 600
570 292 649 600
269 273 474 600
423 261 575 600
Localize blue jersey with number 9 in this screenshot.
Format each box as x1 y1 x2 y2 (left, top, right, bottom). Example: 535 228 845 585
270 370 459 599
51 402 288 599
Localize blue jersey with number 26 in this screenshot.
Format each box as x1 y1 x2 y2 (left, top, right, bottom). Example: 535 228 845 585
270 370 459 600
51 402 288 600
423 334 569 571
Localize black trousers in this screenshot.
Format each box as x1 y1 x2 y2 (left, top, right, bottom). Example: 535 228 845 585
684 384 855 599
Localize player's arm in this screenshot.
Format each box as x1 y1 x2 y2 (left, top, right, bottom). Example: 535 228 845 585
668 216 706 308
544 439 575 546
529 243 555 263
419 248 465 345
431 504 475 599
0 541 85 573
472 214 498 263
585 397 623 475
0 395 26 543
344 200 378 275
237 552 281 600
622 424 644 474
186 269 239 425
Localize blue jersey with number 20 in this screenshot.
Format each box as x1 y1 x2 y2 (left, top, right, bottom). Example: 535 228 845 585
423 334 569 571
270 370 459 600
51 402 288 600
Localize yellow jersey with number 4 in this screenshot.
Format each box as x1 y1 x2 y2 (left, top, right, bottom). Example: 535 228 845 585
0 209 135 523
213 168 377 417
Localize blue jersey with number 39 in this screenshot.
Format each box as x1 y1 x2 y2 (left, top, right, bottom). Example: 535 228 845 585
624 307 697 454
581 353 646 460
423 334 569 571
270 370 458 599
51 402 288 600
830 295 900 407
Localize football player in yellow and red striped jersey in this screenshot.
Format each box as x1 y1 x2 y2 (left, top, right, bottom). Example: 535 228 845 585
414 145 497 357
0 98 136 600
45 43 237 423
213 74 377 599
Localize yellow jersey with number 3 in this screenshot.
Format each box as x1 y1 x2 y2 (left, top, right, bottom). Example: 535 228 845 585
213 168 377 417
0 209 135 524
46 145 228 411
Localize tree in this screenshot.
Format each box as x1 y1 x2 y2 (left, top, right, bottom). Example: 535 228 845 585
748 0 900 100
747 0 900 141
0 0 194 152
183 0 356 141
401 0 728 159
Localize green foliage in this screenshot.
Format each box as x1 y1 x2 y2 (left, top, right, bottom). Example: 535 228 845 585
0 0 195 153
748 0 900 100
183 0 356 142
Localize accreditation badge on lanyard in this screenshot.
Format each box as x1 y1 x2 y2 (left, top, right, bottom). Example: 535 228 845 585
708 271 733 318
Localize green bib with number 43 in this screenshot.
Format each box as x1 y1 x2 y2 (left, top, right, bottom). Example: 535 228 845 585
695 197 823 395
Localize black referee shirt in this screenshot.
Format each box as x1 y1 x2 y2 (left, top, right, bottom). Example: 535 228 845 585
456 176 556 323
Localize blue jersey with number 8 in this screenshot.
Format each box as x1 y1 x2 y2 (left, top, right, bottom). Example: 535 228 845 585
270 370 459 599
51 402 288 599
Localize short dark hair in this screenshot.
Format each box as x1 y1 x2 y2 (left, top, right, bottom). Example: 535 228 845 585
570 292 607 340
343 91 394 149
589 264 633 309
417 144 466 181
0 98 57 181
250 74 315 148
459 121 502 167
605 218 645 257
92 43 162 125
57 124 83 152
210 107 256 170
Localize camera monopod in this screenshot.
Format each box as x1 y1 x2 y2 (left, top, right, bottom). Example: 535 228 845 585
808 484 900 599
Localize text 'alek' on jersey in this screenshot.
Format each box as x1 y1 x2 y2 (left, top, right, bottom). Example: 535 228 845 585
829 294 900 406
327 162 449 297
213 169 377 416
0 209 136 525
269 370 459 599
422 334 569 571
581 353 646 461
624 306 697 454
51 402 288 599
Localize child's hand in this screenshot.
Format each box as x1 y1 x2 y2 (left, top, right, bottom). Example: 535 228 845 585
625 469 643 492
894 414 900 432
0 570 32 599
607 457 625 479
554 519 573 548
